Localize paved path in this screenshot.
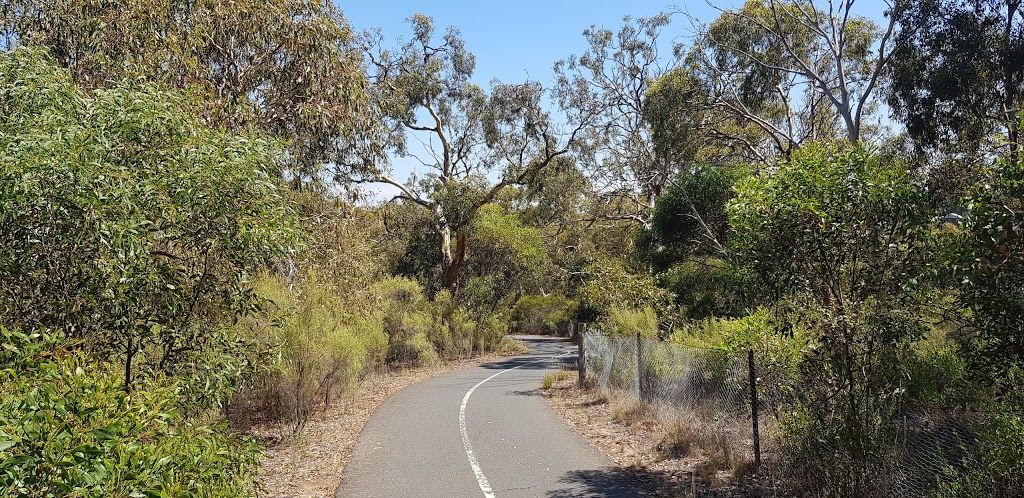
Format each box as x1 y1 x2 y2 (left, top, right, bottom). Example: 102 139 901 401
338 336 650 498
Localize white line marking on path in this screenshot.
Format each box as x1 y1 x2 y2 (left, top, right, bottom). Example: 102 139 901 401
459 351 573 498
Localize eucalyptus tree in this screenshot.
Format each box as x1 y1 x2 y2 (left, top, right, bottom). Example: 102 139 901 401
888 0 1024 165
0 0 379 185
361 14 588 294
554 14 702 228
729 144 931 493
0 48 298 391
688 0 900 158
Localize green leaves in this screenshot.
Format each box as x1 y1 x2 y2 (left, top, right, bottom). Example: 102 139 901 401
0 48 299 391
0 325 262 497
728 142 930 304
2 0 377 184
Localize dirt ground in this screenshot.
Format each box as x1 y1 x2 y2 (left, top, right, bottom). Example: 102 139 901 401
252 354 506 498
541 371 789 497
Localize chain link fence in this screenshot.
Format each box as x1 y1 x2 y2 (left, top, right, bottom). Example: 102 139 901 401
577 328 999 497
579 329 761 473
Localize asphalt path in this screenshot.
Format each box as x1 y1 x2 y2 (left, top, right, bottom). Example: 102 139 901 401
337 336 651 498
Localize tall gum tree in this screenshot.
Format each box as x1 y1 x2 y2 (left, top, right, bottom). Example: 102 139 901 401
361 14 590 294
0 0 381 186
554 14 686 228
888 0 1024 166
687 0 901 158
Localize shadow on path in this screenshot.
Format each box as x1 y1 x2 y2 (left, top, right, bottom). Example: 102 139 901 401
545 466 772 498
545 468 654 498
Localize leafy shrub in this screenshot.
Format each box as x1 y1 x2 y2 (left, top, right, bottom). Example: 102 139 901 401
603 306 659 338
951 139 1024 379
658 258 755 319
902 334 975 406
576 258 671 319
373 276 428 364
463 204 548 299
729 143 933 494
473 312 513 353
511 294 578 335
671 308 805 404
644 165 749 273
0 48 298 391
935 411 1024 498
0 326 260 497
541 370 572 389
239 273 388 430
495 335 530 355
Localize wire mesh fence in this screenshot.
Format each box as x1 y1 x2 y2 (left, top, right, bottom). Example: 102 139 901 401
581 330 761 471
577 328 1003 497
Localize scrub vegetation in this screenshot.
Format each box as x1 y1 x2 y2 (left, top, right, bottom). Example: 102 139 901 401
2 0 1023 495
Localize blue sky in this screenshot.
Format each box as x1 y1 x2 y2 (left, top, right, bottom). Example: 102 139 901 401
341 1 710 87
338 1 894 200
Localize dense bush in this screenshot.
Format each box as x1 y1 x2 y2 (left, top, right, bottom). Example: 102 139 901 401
240 274 388 430
576 258 671 320
0 48 298 391
644 165 748 273
603 306 659 338
511 294 578 335
950 143 1024 381
935 410 1024 498
657 258 755 319
0 326 260 497
729 143 933 494
374 276 442 366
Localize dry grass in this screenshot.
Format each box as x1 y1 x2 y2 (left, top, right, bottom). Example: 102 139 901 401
541 371 771 496
541 369 573 389
495 335 530 355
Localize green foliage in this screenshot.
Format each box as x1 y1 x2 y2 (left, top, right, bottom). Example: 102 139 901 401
462 205 549 302
541 370 572 390
0 325 260 497
672 308 805 399
934 410 1024 498
729 142 930 304
673 308 801 357
0 48 298 391
373 276 439 366
657 258 755 319
382 201 443 290
951 145 1024 379
514 156 591 228
603 306 659 338
249 273 388 429
495 335 530 356
901 333 975 406
370 276 509 362
643 66 707 168
729 143 934 494
645 165 748 272
511 294 578 335
577 258 671 319
1 0 377 183
365 14 573 294
888 0 1024 158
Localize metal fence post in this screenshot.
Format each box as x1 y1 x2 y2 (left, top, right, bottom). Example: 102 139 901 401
577 323 586 387
635 332 644 401
748 349 762 467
